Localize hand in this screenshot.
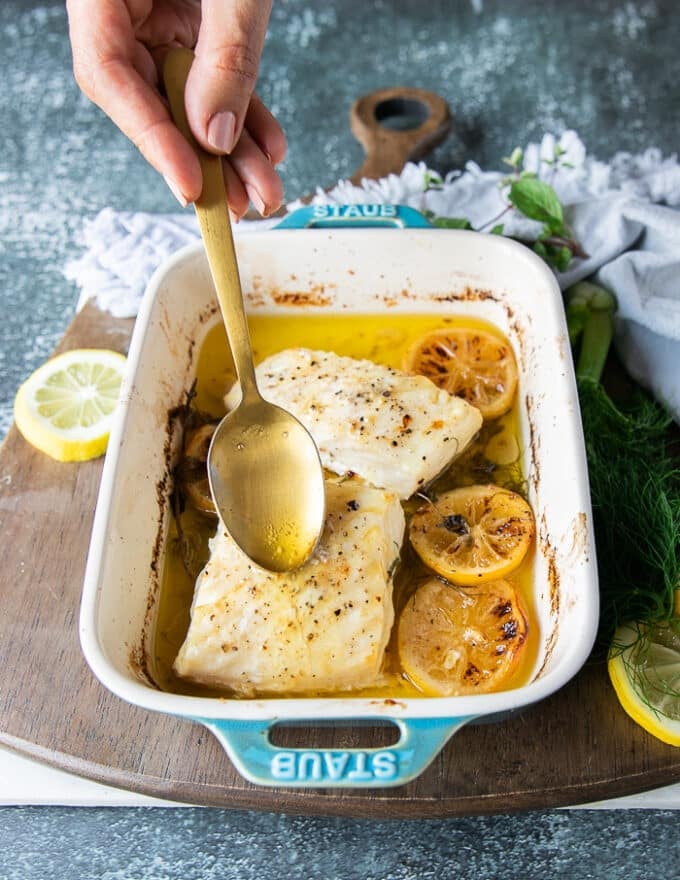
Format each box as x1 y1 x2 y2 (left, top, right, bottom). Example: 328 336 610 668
66 0 286 217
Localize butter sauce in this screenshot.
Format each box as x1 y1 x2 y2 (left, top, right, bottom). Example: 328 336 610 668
152 314 538 698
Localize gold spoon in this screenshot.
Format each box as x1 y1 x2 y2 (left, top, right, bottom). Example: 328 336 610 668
163 47 325 572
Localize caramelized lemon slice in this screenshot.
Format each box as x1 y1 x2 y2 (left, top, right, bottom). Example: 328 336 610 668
409 484 535 586
177 423 218 516
403 326 518 419
398 577 528 695
13 348 126 462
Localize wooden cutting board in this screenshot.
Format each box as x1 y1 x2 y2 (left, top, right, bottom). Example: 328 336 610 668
1 92 679 816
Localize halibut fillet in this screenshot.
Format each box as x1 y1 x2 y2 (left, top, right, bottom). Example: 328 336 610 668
174 477 405 696
225 348 482 499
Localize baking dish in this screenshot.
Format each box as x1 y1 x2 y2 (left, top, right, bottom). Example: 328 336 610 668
80 205 598 788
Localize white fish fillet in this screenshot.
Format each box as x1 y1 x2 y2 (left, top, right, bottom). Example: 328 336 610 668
174 477 405 696
225 348 482 499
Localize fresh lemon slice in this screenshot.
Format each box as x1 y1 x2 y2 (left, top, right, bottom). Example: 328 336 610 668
403 326 518 419
398 577 528 696
13 348 126 462
608 622 680 746
409 484 535 586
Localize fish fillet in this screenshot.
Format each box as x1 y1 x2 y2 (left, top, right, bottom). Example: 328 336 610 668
225 348 482 499
174 477 405 696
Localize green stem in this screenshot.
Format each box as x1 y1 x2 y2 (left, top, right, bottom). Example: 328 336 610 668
564 281 617 384
565 298 589 346
578 304 614 384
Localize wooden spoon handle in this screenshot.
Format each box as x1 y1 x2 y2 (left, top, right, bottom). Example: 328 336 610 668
349 86 452 183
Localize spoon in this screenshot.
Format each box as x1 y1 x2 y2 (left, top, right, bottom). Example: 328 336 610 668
163 47 325 572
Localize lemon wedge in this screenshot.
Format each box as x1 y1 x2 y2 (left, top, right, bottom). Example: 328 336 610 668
13 348 126 462
608 622 680 747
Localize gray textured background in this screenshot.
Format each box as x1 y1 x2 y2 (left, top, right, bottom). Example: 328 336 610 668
1 1 679 876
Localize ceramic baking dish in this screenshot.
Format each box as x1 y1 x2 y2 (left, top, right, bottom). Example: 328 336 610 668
80 204 598 788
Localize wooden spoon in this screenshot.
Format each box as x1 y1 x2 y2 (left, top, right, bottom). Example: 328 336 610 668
163 47 325 572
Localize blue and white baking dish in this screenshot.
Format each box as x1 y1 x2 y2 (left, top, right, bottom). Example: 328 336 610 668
80 205 598 788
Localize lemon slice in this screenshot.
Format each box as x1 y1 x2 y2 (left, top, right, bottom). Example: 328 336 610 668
177 423 218 516
608 622 680 746
403 326 518 419
409 484 535 586
13 348 126 462
398 577 528 696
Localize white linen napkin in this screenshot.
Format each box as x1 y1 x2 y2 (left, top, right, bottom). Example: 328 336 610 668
64 131 680 420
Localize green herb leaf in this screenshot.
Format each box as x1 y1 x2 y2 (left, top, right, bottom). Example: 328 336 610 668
508 178 564 232
502 147 523 169
532 240 548 259
490 224 505 235
423 170 443 190
579 382 680 650
432 216 473 230
548 245 573 272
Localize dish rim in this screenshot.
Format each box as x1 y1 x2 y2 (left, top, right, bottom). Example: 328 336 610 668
80 227 600 725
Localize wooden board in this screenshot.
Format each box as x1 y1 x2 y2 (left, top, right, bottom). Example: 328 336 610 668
1 301 679 817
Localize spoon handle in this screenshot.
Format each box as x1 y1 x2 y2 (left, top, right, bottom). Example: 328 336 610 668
163 47 258 399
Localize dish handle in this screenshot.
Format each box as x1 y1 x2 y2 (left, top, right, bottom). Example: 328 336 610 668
274 204 431 229
194 716 476 788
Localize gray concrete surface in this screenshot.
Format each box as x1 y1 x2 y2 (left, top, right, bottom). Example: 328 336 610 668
1 805 679 879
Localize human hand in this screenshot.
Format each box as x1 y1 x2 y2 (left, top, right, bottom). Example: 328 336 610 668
66 0 286 217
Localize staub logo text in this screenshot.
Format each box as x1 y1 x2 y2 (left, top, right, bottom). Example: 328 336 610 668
271 750 399 783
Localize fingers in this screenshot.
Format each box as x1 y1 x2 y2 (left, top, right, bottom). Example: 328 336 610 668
222 160 249 220
94 57 204 205
66 0 202 204
66 0 283 214
245 95 287 166
226 128 284 218
185 0 272 155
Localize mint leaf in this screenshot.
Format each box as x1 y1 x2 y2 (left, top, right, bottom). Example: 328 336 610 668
423 170 443 190
533 241 574 271
508 178 564 232
532 240 548 260
502 147 523 169
552 245 573 271
490 224 505 235
432 216 473 230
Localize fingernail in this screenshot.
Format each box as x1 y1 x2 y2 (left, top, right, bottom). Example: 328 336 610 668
245 184 267 216
207 110 237 153
163 175 188 208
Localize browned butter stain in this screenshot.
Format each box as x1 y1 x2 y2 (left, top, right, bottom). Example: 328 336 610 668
129 307 213 684
271 285 335 307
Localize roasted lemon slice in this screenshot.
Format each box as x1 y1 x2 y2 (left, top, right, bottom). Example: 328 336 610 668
398 577 528 695
403 326 518 419
13 348 126 462
177 423 218 515
608 622 680 746
409 484 535 586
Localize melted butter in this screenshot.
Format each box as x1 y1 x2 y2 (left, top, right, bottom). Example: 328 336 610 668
152 313 539 699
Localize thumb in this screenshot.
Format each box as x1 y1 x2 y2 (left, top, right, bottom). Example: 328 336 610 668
185 0 272 155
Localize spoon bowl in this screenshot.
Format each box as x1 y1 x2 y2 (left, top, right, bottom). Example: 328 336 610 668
208 397 326 571
164 48 325 571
